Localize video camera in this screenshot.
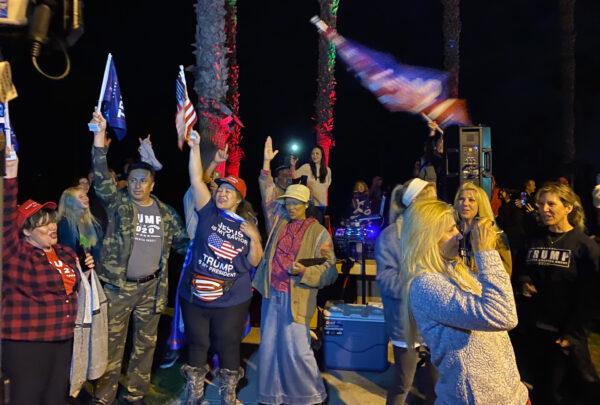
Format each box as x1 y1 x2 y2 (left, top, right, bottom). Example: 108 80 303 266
0 0 84 80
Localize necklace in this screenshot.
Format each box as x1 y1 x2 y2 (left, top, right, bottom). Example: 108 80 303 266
548 231 569 246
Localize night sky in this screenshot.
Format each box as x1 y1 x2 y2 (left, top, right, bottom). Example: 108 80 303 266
4 0 600 223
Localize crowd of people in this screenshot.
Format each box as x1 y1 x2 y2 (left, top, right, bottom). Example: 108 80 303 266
2 107 600 405
376 176 600 405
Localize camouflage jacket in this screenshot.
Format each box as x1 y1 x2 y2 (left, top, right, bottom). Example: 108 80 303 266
92 146 189 312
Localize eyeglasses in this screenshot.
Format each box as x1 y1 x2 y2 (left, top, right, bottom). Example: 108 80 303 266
284 199 306 206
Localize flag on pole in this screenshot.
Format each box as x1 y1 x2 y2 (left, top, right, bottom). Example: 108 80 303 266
100 55 127 140
175 66 198 150
310 16 471 128
89 54 127 139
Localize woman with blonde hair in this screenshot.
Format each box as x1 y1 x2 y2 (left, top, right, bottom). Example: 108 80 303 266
57 186 102 262
350 180 372 219
519 182 600 404
454 182 512 275
375 178 438 405
400 199 528 404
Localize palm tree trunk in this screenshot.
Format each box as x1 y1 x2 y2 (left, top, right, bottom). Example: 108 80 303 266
193 0 229 167
314 0 340 167
442 0 461 98
224 0 243 176
559 0 576 178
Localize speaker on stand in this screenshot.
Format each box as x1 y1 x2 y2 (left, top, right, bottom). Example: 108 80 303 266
446 126 493 198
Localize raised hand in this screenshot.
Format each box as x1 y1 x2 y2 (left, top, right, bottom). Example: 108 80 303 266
263 136 279 162
90 108 107 133
214 144 229 164
470 218 497 252
139 134 152 147
187 130 201 148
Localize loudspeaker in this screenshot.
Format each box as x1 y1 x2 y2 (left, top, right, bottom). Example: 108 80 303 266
447 126 493 197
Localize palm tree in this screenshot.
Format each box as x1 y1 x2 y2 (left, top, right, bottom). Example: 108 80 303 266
193 0 229 166
314 0 340 166
442 0 461 98
559 0 576 178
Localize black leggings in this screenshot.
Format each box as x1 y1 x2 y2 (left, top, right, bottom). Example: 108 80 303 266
180 297 251 370
1 339 73 405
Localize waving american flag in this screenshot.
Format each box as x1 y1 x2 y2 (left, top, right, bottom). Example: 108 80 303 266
176 65 198 150
311 17 471 128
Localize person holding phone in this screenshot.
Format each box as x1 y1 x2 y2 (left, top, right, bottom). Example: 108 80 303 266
454 182 513 275
400 200 528 404
255 136 338 405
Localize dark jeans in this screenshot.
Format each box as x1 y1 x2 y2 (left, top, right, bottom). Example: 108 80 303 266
531 328 600 405
1 339 73 405
181 297 251 370
387 345 437 405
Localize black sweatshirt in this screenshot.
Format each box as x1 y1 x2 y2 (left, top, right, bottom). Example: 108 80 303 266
522 228 599 340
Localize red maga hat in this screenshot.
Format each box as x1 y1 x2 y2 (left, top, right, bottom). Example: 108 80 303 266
16 199 57 229
215 176 247 199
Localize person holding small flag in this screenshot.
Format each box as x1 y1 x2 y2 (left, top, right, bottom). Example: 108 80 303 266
88 111 189 405
178 132 262 405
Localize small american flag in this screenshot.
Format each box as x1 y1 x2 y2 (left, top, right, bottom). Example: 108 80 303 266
208 233 243 261
175 65 198 150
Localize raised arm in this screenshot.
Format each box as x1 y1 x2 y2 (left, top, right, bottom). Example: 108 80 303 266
89 110 118 205
188 131 211 210
202 146 228 183
3 148 19 262
258 136 281 232
138 134 163 171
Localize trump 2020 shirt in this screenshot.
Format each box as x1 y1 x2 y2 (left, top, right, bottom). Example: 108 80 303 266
179 200 253 308
524 228 599 338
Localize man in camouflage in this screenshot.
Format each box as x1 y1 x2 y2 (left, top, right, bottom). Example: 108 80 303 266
89 111 189 404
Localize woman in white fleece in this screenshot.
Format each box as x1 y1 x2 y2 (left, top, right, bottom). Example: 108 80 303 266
400 200 529 405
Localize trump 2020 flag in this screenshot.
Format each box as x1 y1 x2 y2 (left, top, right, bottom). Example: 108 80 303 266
97 54 127 140
175 65 198 150
311 16 471 128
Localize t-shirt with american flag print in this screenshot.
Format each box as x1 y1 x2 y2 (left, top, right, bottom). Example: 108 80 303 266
179 200 254 308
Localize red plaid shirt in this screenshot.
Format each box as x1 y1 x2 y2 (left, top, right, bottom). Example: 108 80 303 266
2 178 79 341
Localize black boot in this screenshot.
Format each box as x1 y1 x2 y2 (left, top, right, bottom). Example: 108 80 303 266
217 367 244 405
180 363 210 405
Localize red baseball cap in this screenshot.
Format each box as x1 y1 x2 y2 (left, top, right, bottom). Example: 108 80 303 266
215 176 247 198
17 199 57 229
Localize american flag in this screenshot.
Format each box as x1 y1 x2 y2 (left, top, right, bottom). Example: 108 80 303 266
192 274 224 302
176 65 198 150
207 233 242 261
311 17 471 128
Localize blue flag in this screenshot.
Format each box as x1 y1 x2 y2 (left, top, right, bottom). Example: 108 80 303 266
0 102 18 152
101 59 127 140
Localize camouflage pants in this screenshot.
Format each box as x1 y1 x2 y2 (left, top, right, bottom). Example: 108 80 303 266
94 278 161 404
